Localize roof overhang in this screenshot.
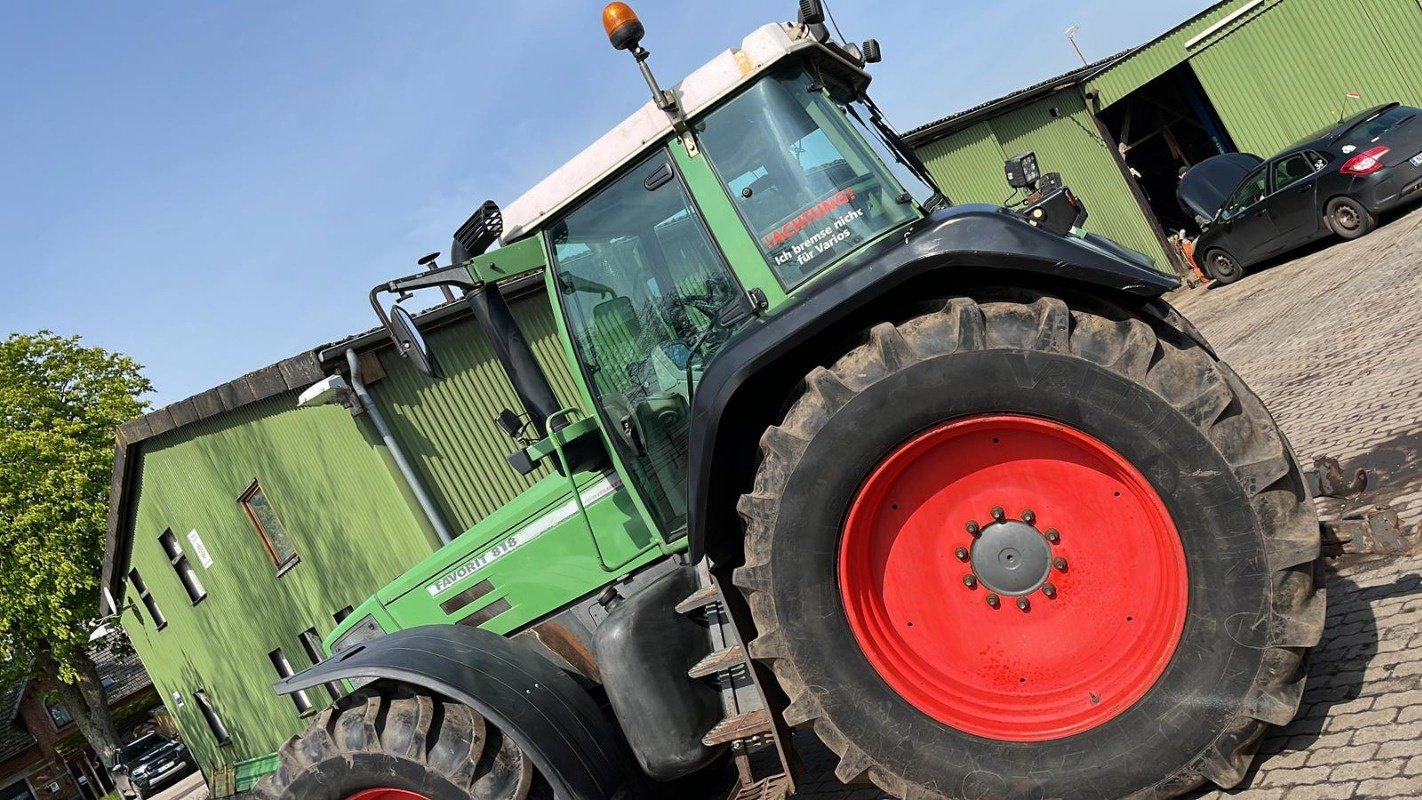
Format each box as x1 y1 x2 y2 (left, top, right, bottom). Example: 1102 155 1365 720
500 22 869 243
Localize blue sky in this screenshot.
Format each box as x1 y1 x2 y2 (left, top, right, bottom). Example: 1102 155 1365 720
1 0 1212 405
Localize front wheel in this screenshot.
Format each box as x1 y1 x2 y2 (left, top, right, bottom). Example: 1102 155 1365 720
1205 248 1244 284
735 294 1324 799
253 685 551 800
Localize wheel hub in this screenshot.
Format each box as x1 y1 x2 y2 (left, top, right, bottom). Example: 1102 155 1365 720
970 519 1052 596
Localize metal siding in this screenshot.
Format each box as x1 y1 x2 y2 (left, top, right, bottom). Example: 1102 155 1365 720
992 96 1172 270
369 288 582 532
916 123 1012 205
119 395 440 774
1191 0 1422 154
1091 0 1275 109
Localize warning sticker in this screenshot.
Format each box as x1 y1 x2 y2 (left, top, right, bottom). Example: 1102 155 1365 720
762 188 867 271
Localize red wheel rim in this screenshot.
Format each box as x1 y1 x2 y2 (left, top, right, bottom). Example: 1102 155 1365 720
347 790 429 800
838 415 1188 742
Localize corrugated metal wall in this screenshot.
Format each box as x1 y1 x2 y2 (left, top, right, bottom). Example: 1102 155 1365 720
1190 0 1422 154
915 95 1172 272
370 287 583 532
1091 0 1273 109
122 395 440 773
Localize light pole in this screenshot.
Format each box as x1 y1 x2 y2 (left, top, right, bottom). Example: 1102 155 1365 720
1066 25 1088 66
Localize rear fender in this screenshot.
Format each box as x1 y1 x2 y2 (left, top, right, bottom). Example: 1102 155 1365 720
275 625 639 800
688 205 1179 564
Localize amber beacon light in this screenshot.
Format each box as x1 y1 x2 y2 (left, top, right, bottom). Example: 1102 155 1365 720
603 3 645 51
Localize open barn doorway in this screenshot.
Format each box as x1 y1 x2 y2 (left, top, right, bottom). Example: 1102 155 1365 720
1097 64 1237 238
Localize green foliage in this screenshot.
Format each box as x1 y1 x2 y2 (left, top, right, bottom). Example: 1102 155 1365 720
0 331 151 683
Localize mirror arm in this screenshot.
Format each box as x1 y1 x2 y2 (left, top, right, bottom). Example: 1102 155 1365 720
369 265 484 342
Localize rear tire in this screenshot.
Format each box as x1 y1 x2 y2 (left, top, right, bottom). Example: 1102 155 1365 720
734 294 1324 799
253 684 551 800
1327 196 1376 240
1205 248 1244 284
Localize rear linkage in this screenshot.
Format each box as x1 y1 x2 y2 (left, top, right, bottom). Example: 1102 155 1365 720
1309 455 1420 557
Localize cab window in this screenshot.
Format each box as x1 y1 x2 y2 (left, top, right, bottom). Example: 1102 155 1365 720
549 154 742 535
1222 169 1268 219
697 65 919 288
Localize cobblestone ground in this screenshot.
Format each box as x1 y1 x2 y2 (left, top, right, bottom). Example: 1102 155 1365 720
793 204 1422 799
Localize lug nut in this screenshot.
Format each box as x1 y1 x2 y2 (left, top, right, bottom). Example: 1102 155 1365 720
963 575 978 589
1042 583 1057 599
1046 529 1060 544
986 593 1001 608
1016 597 1031 611
1053 557 1068 572
990 506 1005 522
955 546 970 561
966 520 980 536
1022 509 1036 525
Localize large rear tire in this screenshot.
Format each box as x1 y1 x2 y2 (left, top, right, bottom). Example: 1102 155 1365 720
253 685 551 800
734 293 1324 799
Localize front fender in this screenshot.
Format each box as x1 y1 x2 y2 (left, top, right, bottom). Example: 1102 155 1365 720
687 205 1178 563
275 625 638 800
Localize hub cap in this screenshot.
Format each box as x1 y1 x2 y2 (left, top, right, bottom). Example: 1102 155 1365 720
838 415 1189 742
347 790 429 800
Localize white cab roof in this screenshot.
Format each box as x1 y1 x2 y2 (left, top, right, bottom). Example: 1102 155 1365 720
501 22 858 243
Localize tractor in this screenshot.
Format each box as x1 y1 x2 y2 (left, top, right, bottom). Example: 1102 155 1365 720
255 4 1328 799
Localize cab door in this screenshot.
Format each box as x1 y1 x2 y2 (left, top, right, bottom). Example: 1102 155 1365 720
1259 151 1325 252
547 152 745 538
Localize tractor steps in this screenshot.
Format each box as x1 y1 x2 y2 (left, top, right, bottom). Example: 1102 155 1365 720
703 707 774 747
689 644 746 679
729 774 790 800
676 584 721 614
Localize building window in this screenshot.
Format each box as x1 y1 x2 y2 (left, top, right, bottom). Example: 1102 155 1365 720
46 699 73 728
193 690 230 745
159 530 207 604
238 480 298 573
267 649 313 714
299 628 345 699
127 569 166 629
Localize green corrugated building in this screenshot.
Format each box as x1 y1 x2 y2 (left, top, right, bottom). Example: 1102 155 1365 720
99 281 580 791
906 0 1422 275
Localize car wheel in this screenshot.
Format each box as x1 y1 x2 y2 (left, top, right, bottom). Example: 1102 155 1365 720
1205 249 1244 284
1327 197 1376 240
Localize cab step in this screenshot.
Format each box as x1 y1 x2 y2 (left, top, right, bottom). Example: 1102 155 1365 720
689 644 746 679
676 584 721 614
729 774 790 800
703 708 773 747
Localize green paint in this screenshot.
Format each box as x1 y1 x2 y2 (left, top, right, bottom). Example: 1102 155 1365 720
468 235 547 283
118 394 443 776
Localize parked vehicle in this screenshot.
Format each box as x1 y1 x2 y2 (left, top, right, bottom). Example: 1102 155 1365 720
1180 102 1422 283
253 4 1332 800
112 733 197 799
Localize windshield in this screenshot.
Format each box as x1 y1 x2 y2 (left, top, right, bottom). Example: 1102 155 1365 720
1338 106 1417 149
696 65 922 288
121 734 167 762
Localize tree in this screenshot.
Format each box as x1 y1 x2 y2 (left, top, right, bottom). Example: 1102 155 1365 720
0 331 151 769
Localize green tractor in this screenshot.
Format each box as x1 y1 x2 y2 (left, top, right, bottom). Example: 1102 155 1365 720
256 5 1326 799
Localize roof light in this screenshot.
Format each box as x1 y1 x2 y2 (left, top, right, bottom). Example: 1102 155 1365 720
1341 146 1390 176
602 3 644 51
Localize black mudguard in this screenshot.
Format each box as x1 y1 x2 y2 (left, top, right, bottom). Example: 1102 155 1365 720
274 625 640 800
687 205 1179 564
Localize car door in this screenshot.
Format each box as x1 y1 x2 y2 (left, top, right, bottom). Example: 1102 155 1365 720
1259 151 1325 252
1216 167 1274 264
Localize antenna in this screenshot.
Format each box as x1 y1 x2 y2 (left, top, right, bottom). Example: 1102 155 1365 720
1065 25 1088 67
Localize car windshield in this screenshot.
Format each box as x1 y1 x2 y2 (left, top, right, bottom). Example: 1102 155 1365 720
120 734 166 762
696 64 924 288
1338 106 1417 149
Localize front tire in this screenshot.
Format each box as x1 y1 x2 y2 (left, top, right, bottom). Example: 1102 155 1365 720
1205 248 1244 284
734 294 1324 799
254 685 551 800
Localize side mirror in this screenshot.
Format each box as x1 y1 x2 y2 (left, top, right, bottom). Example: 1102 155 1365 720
390 304 442 380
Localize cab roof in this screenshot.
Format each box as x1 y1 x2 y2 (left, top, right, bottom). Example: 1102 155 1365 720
499 22 868 243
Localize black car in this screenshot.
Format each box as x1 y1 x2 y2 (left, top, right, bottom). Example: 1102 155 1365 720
1180 103 1422 283
112 733 197 799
